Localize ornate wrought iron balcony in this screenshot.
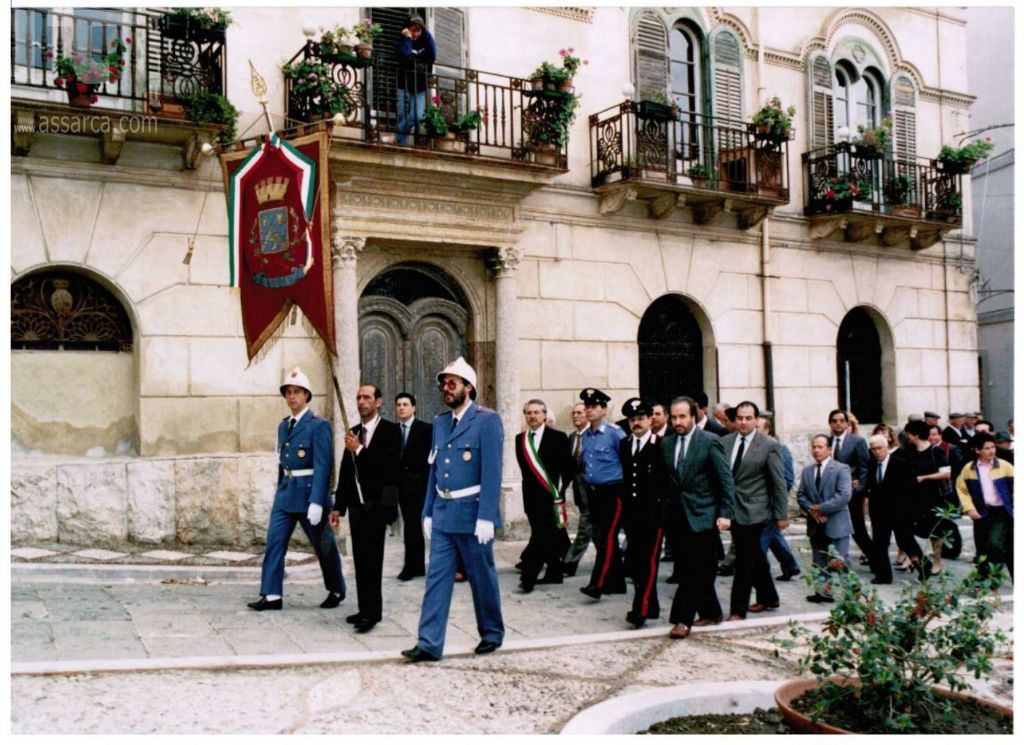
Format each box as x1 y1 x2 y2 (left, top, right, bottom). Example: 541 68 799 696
802 143 962 249
282 42 568 170
588 100 790 226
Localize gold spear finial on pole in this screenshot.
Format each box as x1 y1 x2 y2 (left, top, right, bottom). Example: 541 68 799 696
249 59 274 134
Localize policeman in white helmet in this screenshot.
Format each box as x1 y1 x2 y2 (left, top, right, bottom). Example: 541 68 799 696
248 367 346 611
401 356 506 662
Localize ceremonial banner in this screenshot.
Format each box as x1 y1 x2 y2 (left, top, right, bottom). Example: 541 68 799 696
219 131 335 361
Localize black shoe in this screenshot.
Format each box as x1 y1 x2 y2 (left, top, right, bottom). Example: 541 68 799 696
474 639 501 655
580 585 601 600
806 593 835 604
625 611 646 629
247 596 282 611
666 573 680 584
346 612 366 624
717 565 735 577
870 578 892 585
353 619 377 634
320 592 344 609
858 555 872 565
397 570 425 581
518 582 534 594
776 570 800 582
514 561 524 571
536 575 563 585
562 561 578 577
401 646 439 663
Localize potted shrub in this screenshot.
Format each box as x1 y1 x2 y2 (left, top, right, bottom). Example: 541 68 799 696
317 25 354 61
937 137 994 174
450 106 488 137
51 37 130 107
422 97 463 151
179 91 238 145
282 59 351 122
523 87 578 165
162 8 232 43
772 563 1011 734
751 96 795 142
821 173 872 211
931 191 963 222
687 163 714 188
527 47 586 92
637 91 679 124
852 114 892 158
884 170 919 217
352 18 382 59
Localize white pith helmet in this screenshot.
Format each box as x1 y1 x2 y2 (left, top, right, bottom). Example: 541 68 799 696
437 356 477 399
280 367 313 399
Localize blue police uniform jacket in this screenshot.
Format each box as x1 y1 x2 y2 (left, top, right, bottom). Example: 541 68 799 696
582 420 626 485
274 410 334 513
423 401 504 533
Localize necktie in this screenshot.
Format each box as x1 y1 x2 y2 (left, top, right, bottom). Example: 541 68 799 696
833 436 841 460
286 418 296 437
732 435 746 477
359 426 368 447
401 423 409 454
450 416 458 434
633 438 640 456
573 433 582 471
877 461 883 484
815 462 822 489
528 430 535 449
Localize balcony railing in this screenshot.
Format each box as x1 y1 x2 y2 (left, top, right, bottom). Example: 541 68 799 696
283 42 567 168
802 143 962 224
10 7 225 111
589 100 790 199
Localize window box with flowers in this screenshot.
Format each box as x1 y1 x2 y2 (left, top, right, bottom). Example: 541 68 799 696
751 96 795 143
161 8 232 44
936 138 994 175
528 47 586 93
852 115 892 159
820 173 872 212
884 171 919 218
686 163 714 189
283 59 352 123
636 91 679 124
51 37 130 108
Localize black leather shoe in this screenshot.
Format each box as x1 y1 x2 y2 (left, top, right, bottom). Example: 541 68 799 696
320 592 344 609
247 596 282 611
579 585 601 600
870 578 892 585
397 570 424 581
562 561 578 577
518 582 534 594
346 612 366 624
536 575 563 585
474 639 501 655
401 646 439 663
353 619 378 634
666 573 680 584
514 561 524 571
625 611 645 629
806 593 835 604
776 570 800 581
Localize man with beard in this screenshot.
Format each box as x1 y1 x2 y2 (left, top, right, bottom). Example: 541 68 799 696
402 357 504 662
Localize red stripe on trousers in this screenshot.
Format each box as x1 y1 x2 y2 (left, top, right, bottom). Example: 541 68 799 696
640 528 663 617
597 495 623 589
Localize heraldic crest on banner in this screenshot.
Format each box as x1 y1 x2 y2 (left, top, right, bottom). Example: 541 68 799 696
220 131 335 362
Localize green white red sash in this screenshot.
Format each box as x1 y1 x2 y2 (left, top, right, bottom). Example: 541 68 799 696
522 432 568 528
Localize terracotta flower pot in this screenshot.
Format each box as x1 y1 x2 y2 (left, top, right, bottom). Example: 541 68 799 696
355 43 373 59
66 81 99 108
530 142 559 165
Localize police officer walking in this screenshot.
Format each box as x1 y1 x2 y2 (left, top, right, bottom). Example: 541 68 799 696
578 388 628 600
248 367 345 611
402 357 505 663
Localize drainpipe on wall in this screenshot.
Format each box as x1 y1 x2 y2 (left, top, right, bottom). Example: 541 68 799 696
755 9 766 104
761 219 775 420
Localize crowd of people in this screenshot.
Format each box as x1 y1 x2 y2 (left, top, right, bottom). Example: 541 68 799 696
246 361 1013 660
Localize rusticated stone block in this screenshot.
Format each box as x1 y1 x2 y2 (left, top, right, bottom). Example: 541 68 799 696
127 460 176 544
11 463 59 542
56 462 129 544
174 457 241 545
238 455 279 546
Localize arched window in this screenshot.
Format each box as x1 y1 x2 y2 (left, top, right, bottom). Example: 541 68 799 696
669 21 702 120
834 61 883 135
638 295 706 407
837 307 883 423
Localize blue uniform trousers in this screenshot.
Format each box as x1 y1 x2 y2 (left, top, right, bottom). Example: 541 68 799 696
416 528 503 658
259 506 345 597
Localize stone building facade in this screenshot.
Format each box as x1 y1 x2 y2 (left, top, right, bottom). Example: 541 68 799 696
10 6 984 546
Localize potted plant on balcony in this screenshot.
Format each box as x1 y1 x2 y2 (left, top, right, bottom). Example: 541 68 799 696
524 90 578 165
751 96 795 142
179 90 238 145
637 91 679 124
687 163 714 188
821 173 872 211
936 137 994 174
527 47 586 92
422 96 463 152
852 114 892 159
51 37 130 108
352 18 382 59
772 562 1011 734
316 25 354 61
162 8 232 43
930 190 963 222
451 105 488 139
282 59 352 123
884 170 919 218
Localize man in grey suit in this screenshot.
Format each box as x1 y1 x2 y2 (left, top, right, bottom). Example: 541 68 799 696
796 434 853 603
721 402 789 619
562 402 593 577
827 409 872 562
660 396 735 639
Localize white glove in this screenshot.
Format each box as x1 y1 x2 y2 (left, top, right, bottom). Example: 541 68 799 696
422 516 433 540
307 503 323 526
475 519 494 545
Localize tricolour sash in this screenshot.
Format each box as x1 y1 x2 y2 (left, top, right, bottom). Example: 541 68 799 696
521 433 568 528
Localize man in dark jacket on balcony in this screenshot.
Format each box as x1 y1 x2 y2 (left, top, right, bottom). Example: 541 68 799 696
395 14 436 145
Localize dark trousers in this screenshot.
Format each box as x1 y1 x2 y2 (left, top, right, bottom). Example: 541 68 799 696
973 506 1013 580
521 490 570 587
623 502 663 619
848 491 874 556
587 481 626 593
730 521 778 616
349 507 389 622
259 507 345 597
868 507 924 582
668 514 721 626
564 477 595 565
398 486 427 575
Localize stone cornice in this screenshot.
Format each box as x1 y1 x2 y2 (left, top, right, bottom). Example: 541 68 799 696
529 7 594 24
11 155 223 191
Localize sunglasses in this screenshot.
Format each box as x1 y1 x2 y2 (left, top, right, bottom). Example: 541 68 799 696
438 379 462 390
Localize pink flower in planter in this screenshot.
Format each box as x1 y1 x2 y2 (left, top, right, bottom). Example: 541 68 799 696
75 81 88 93
54 77 64 87
89 94 99 104
74 54 83 62
308 72 317 80
826 189 835 198
124 37 131 44
432 95 440 105
45 51 53 59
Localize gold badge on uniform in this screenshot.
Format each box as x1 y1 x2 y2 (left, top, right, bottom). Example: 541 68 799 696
298 449 306 458
463 448 473 462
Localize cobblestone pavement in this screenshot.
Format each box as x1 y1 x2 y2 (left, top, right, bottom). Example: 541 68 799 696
10 525 1014 734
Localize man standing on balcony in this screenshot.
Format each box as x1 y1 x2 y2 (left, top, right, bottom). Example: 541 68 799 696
395 14 436 145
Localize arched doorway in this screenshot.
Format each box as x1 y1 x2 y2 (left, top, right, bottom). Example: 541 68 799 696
637 294 710 407
360 263 468 420
837 307 884 423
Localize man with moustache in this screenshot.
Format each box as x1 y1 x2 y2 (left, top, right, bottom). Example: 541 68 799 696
402 357 504 663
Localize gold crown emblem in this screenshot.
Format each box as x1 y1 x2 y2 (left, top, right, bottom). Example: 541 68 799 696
255 177 290 204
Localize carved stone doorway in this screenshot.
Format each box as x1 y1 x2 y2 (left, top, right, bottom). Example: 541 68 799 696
359 263 468 420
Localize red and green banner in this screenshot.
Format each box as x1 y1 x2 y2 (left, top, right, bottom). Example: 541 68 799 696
219 131 335 362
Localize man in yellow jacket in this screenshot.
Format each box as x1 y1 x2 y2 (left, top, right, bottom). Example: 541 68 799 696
956 432 1014 581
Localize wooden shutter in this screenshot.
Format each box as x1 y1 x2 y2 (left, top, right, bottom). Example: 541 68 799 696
430 7 464 73
891 74 917 162
711 30 742 123
369 7 421 118
635 11 668 100
808 53 834 151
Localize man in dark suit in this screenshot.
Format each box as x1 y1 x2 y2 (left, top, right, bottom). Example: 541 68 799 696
695 391 729 436
515 398 573 592
827 409 872 562
796 434 853 603
721 402 789 620
619 398 667 629
562 402 594 577
942 412 969 448
865 434 929 583
660 396 735 639
330 384 401 634
395 392 432 581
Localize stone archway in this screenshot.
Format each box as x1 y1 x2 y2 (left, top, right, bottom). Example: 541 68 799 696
837 305 895 424
637 293 716 407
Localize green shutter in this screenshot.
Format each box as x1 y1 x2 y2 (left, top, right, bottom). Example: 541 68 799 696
807 53 834 151
635 11 668 100
369 7 422 118
711 30 742 123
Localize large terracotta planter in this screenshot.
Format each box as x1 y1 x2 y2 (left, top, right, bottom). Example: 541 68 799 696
65 81 99 108
774 678 1013 735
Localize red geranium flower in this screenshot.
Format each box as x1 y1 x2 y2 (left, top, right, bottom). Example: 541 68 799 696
826 189 835 198
89 94 99 104
76 81 88 93
850 186 859 196
54 77 64 88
